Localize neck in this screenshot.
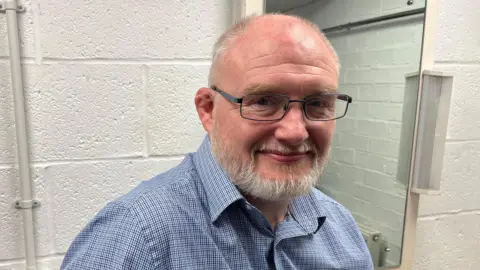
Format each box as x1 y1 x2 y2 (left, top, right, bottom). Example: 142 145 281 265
245 195 291 230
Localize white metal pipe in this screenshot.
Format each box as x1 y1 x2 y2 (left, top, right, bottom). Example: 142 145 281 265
5 0 37 268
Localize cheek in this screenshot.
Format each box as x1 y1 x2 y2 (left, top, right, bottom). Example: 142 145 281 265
213 109 266 155
310 123 335 150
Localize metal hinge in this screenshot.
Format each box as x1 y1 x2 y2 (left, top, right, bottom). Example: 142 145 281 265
360 226 390 269
0 1 26 13
14 199 41 209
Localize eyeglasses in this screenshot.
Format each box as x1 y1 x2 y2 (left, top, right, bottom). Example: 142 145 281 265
211 86 352 122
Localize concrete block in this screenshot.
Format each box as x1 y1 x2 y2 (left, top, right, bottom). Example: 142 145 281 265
441 66 480 140
0 255 63 270
414 213 480 270
331 147 355 164
347 31 379 53
369 103 403 122
369 138 399 158
352 182 406 218
45 158 183 252
328 36 349 54
418 142 480 216
339 133 369 151
361 47 421 67
0 63 17 163
348 102 370 119
0 167 54 260
23 64 144 161
331 132 342 147
335 118 356 132
389 84 406 103
148 65 208 155
357 84 391 102
292 0 347 29
435 0 480 62
340 195 371 217
346 67 415 85
38 0 229 59
338 53 362 69
387 122 402 141
364 170 396 191
338 84 358 99
345 0 382 21
375 18 424 49
355 151 398 176
370 206 404 231
338 164 365 182
0 0 35 57
356 119 389 138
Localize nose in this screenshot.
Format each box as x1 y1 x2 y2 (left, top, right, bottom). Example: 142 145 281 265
274 103 309 146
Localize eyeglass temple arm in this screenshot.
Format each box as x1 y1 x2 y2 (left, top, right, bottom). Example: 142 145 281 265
338 94 352 103
211 86 243 103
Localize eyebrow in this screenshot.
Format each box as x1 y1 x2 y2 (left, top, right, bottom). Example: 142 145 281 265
242 84 337 95
243 84 275 95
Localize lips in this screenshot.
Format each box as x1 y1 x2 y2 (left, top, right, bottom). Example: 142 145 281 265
260 151 309 163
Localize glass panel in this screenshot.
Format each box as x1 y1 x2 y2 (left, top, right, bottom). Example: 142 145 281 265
266 0 426 267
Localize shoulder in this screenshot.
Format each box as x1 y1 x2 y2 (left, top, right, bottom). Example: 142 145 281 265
114 154 205 225
107 156 204 234
62 155 206 269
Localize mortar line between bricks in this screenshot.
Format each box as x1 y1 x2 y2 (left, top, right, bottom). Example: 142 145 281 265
40 58 212 65
0 155 186 168
0 253 65 264
0 57 36 63
32 1 43 64
418 209 480 220
141 64 150 158
434 61 480 67
446 139 480 143
0 163 15 169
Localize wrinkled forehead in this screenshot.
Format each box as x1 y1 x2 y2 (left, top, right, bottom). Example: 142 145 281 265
234 23 328 60
220 24 338 93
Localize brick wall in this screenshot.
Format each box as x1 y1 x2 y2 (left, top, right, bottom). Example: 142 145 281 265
0 1 228 268
413 0 480 269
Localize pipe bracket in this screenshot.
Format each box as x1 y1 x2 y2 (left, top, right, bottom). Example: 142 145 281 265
0 1 25 13
14 199 41 209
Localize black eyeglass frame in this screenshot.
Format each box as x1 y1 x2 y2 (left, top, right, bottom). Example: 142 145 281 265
211 86 353 122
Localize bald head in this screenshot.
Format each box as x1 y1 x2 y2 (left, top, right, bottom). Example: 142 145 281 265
208 14 339 87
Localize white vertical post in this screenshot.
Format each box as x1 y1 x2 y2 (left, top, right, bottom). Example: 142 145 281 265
231 0 265 23
4 0 37 269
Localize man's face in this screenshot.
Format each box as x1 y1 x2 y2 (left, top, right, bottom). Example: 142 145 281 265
208 24 338 201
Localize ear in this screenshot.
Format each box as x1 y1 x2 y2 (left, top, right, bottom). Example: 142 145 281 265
195 87 215 134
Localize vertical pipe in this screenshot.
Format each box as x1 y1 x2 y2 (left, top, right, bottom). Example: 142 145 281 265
5 0 37 269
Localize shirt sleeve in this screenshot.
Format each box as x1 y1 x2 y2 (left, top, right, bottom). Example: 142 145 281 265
60 202 157 270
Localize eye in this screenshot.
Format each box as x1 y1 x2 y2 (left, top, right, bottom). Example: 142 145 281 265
306 96 335 108
256 97 270 105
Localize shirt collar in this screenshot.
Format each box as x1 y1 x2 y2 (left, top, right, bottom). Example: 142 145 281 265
193 136 244 223
289 193 327 234
193 135 326 232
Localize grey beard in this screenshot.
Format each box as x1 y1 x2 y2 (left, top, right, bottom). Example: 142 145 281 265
210 133 330 201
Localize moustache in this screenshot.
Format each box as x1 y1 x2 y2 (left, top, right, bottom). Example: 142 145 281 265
252 141 318 156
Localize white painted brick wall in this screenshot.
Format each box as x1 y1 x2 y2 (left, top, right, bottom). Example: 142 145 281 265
290 0 424 264
412 0 480 267
0 0 229 268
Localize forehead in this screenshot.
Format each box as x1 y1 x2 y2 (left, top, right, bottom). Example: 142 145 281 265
222 24 338 96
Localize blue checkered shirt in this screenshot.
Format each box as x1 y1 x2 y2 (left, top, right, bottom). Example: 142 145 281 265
61 136 374 270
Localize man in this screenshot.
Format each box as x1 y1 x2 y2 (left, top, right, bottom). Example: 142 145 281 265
61 14 374 270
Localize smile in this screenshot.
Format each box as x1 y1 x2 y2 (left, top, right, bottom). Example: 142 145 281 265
259 150 310 163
